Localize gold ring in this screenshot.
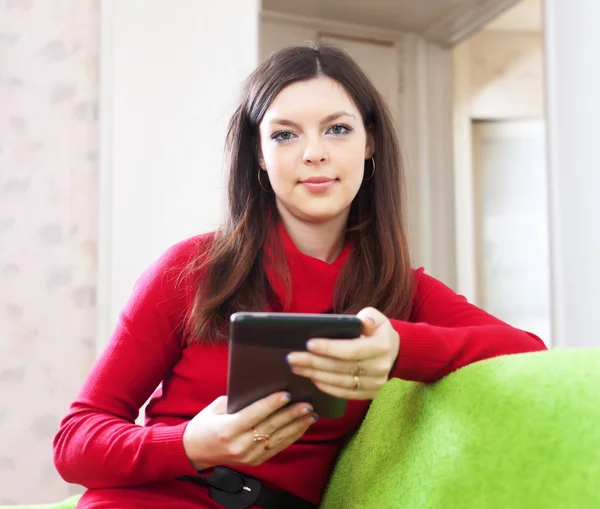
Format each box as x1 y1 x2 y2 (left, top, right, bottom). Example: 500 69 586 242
353 375 361 390
253 429 271 450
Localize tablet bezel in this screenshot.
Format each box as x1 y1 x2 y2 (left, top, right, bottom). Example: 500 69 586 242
226 312 363 418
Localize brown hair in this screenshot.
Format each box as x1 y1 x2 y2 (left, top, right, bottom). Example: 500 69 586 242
185 44 414 342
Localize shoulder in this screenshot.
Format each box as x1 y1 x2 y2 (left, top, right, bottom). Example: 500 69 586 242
150 232 215 272
409 266 458 310
133 232 216 301
408 267 480 323
410 267 427 295
410 266 460 294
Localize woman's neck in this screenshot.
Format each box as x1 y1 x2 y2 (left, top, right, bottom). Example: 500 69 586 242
277 208 347 264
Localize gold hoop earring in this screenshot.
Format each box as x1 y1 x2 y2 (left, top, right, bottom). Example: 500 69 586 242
258 169 269 192
364 157 375 181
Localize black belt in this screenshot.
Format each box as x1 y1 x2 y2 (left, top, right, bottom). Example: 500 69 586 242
178 466 317 509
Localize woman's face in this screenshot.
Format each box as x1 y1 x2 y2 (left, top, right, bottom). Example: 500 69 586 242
258 77 374 225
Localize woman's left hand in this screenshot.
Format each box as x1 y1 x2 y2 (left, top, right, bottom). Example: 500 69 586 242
286 308 400 401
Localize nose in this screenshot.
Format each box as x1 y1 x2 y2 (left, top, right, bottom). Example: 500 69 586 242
302 135 328 165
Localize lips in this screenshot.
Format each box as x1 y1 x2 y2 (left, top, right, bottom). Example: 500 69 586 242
300 177 335 184
299 176 337 193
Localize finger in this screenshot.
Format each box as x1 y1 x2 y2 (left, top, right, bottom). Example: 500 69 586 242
209 395 228 415
306 335 387 361
357 307 387 336
229 391 292 435
246 412 316 465
260 413 317 458
287 352 387 376
290 359 389 381
312 380 372 401
255 402 317 436
274 413 317 448
290 366 382 390
287 351 354 374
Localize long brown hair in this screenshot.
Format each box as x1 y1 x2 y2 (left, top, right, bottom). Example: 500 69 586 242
185 44 414 342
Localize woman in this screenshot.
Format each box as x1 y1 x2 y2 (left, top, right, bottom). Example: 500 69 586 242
53 44 546 509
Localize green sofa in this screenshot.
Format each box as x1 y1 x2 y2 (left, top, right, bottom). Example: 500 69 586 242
6 348 600 509
321 347 600 509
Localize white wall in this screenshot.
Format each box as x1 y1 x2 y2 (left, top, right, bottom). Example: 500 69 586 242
260 16 317 58
453 29 546 303
469 31 545 119
99 1 260 344
473 120 551 345
544 0 600 348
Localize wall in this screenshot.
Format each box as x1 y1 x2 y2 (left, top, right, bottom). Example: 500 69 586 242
0 0 99 503
98 0 260 344
543 0 600 348
469 30 545 119
452 28 545 302
452 26 551 346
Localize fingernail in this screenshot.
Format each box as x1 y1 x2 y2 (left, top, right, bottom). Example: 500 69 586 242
303 406 314 415
282 393 292 402
306 340 315 350
285 354 292 364
312 413 319 422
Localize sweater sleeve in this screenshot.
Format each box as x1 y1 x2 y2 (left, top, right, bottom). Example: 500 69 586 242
53 238 203 488
389 268 547 383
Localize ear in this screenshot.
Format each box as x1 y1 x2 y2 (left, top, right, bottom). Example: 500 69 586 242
364 126 375 160
255 138 266 169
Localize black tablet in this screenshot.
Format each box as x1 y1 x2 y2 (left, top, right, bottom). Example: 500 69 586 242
226 312 363 418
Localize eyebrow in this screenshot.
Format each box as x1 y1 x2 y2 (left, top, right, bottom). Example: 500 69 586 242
268 111 356 128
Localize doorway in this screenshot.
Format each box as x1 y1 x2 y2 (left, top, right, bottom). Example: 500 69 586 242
472 120 551 345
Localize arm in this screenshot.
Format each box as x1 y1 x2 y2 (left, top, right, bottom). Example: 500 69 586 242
390 269 547 383
53 238 201 488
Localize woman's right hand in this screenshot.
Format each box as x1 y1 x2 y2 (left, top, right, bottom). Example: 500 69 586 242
182 392 318 471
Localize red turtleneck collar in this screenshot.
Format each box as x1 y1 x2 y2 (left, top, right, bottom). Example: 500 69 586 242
264 222 354 314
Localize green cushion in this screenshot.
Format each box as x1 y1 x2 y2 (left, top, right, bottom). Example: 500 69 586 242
321 348 600 509
0 495 81 509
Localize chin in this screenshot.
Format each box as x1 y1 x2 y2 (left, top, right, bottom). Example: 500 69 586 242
297 207 348 224
277 196 352 224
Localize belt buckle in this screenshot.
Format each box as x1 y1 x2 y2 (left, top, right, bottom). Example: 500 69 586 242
209 469 262 509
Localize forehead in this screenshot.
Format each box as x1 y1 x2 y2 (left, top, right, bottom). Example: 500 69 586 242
262 77 361 124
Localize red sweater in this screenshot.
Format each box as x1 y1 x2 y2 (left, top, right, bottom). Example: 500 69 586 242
53 228 546 508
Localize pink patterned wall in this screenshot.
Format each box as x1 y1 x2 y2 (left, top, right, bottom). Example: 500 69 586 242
0 0 99 503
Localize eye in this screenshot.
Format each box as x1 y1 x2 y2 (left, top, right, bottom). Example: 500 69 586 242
272 131 297 143
327 124 353 136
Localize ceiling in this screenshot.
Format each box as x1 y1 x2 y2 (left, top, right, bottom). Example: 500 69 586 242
262 0 463 34
261 0 539 46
